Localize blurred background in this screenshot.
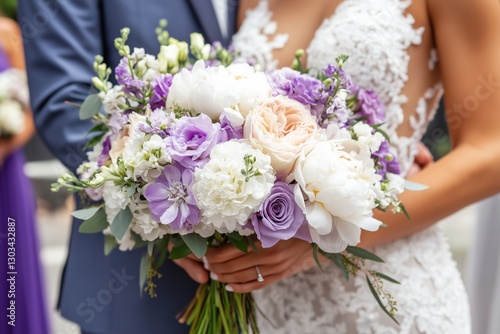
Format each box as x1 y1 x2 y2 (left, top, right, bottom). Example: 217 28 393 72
1 2 478 334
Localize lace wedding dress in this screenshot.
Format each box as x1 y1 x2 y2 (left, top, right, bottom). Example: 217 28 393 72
232 1 470 333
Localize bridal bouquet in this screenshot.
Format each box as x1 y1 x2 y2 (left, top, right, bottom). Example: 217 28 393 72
54 21 408 333
0 69 29 137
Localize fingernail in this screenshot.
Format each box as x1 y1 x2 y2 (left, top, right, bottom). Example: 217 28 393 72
210 272 219 281
203 257 209 270
225 285 234 292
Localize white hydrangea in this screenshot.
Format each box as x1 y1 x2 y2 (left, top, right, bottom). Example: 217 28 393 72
192 140 276 232
129 194 170 242
101 182 135 250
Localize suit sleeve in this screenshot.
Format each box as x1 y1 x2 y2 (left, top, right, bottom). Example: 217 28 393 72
18 0 103 172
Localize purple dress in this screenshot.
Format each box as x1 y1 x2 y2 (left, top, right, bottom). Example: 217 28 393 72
0 49 50 334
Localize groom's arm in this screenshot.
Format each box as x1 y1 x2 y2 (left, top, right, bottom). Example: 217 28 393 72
18 0 102 172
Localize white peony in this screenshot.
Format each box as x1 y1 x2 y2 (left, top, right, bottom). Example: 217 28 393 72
166 60 272 121
293 140 383 253
0 100 25 136
192 140 276 232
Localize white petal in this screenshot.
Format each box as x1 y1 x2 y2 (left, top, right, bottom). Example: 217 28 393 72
306 203 332 235
334 218 361 246
309 227 348 253
357 216 383 232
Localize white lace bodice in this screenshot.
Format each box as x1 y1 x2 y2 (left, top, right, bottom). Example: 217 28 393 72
233 1 470 333
233 0 442 174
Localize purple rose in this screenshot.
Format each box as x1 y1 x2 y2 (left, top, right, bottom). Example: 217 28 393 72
164 113 221 168
251 182 311 248
372 141 401 176
144 165 200 231
150 74 173 110
267 68 326 106
356 89 385 125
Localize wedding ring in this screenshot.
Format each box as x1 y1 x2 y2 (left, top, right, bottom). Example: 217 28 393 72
255 266 264 282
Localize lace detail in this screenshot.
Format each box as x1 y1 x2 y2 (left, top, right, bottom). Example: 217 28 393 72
234 0 470 332
233 1 288 70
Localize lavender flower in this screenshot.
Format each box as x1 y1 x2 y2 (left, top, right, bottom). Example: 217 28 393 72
250 182 311 248
356 89 385 125
97 135 112 167
150 74 173 110
267 68 326 106
115 57 145 94
137 109 173 138
372 141 401 176
144 165 200 231
164 113 221 168
109 112 129 134
323 65 357 93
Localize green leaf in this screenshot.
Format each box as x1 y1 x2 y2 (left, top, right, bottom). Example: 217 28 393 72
139 253 149 296
400 204 411 221
246 236 259 253
110 207 133 241
169 241 192 260
333 253 350 281
374 271 401 285
104 235 118 255
83 132 106 150
404 180 429 191
88 122 109 134
345 246 384 263
154 236 170 269
127 186 136 197
72 207 101 220
366 275 400 325
147 241 155 257
312 244 323 271
78 208 108 233
80 94 102 120
181 234 208 258
227 233 248 253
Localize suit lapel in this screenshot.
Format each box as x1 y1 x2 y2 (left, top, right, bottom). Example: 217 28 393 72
187 0 224 44
226 0 240 42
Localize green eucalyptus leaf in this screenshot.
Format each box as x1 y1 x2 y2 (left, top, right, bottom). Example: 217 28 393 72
110 206 133 241
181 234 208 258
147 241 155 257
366 275 400 325
346 246 384 263
104 235 118 255
404 180 429 191
78 208 108 233
83 132 106 150
374 271 401 285
169 241 192 260
227 233 248 253
139 253 149 296
312 244 323 271
72 207 101 220
154 236 170 269
80 94 102 120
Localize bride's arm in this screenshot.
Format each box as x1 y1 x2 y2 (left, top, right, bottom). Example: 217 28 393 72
360 0 500 248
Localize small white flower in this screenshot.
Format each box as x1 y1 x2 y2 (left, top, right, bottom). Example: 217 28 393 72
192 140 276 232
100 86 125 115
0 100 24 136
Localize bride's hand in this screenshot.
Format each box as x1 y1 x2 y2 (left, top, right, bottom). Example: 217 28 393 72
204 238 320 293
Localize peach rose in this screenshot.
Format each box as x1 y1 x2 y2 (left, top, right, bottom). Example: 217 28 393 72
244 95 319 180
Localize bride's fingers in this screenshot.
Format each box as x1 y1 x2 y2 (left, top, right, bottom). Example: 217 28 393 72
225 273 283 294
205 242 251 264
210 263 286 284
173 257 209 284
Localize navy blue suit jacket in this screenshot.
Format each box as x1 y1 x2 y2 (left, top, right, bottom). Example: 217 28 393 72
18 1 238 333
